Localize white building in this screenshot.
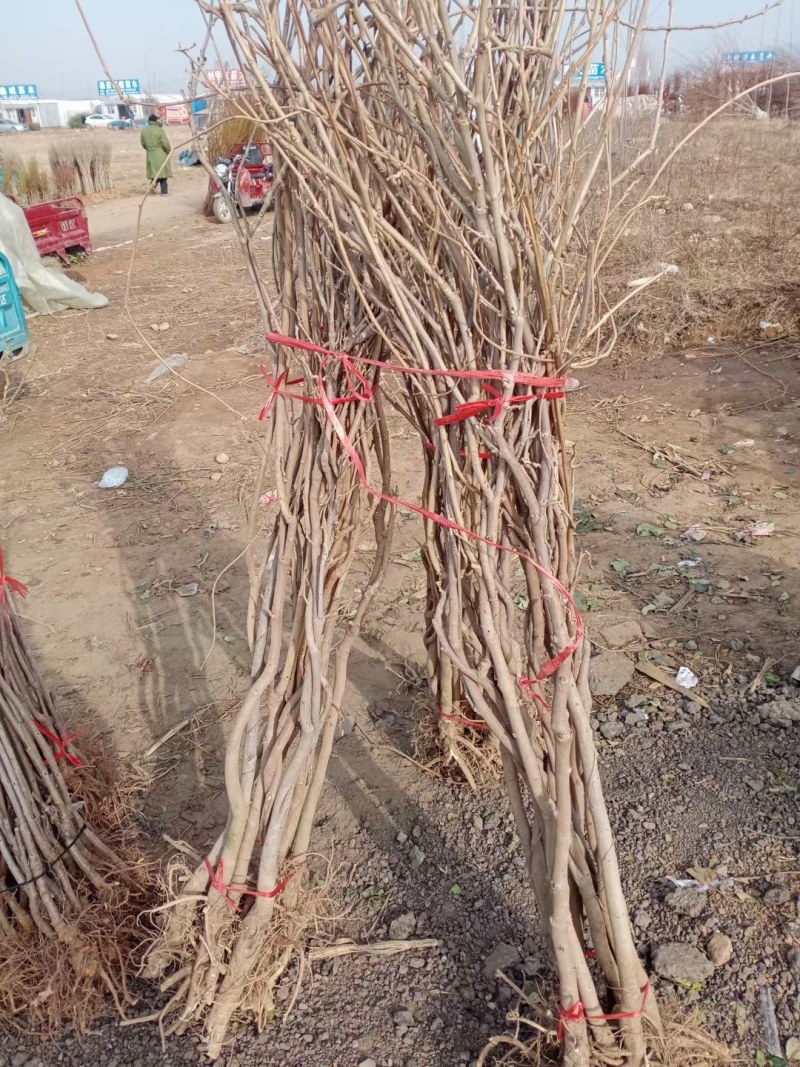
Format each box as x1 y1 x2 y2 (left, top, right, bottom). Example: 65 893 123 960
30 99 97 127
0 92 188 128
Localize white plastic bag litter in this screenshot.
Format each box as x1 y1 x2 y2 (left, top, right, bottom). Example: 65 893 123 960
97 466 128 488
676 666 699 689
0 193 108 315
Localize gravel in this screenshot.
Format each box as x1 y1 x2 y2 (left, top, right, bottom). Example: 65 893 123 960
1 676 798 1066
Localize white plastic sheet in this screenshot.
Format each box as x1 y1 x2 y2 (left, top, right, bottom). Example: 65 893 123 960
0 194 108 315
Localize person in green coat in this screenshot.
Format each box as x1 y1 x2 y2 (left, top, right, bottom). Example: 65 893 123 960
140 115 173 195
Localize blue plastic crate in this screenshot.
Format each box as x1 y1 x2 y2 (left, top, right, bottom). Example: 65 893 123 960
0 251 29 361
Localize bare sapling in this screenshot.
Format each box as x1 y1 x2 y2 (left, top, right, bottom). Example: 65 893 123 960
141 163 394 1054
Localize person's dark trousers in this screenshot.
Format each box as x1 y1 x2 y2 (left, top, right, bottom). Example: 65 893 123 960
157 178 169 195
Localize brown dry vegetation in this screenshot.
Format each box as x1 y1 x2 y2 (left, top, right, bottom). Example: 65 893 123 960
682 56 800 119
605 117 800 355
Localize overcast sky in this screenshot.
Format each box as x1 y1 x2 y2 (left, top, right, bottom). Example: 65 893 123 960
0 0 791 100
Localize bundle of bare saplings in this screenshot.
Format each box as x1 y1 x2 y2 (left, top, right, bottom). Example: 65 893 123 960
0 548 147 1031
49 139 113 199
142 2 733 1064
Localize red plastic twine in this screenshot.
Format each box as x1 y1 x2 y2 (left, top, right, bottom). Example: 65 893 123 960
204 857 298 913
33 720 83 769
0 547 28 603
558 982 650 1041
261 332 584 721
438 711 491 731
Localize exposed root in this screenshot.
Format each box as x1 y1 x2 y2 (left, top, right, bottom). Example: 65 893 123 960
648 1004 737 1067
0 903 140 1033
478 993 736 1067
412 705 502 790
140 853 341 1042
0 772 151 1034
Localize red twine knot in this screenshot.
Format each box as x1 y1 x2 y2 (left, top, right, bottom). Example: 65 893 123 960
0 547 28 603
205 856 298 913
558 981 650 1042
435 382 568 428
33 720 83 768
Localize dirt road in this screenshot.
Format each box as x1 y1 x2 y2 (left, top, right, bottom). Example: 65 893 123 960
88 168 207 247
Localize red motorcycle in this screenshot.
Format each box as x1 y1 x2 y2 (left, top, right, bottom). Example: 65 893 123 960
210 142 274 223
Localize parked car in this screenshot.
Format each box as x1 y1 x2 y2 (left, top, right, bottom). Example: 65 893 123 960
83 113 114 129
109 117 147 129
0 118 28 133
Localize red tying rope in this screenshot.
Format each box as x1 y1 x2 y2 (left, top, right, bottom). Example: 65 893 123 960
0 548 28 603
265 332 574 392
518 682 551 713
262 332 584 697
439 711 490 731
558 981 650 1041
204 857 298 913
435 383 567 427
33 720 83 768
258 368 366 421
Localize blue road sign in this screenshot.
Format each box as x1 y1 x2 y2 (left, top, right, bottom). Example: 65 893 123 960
97 78 141 96
722 51 776 65
588 62 606 81
0 84 38 101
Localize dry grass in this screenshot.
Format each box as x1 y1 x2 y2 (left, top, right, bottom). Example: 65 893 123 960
602 117 800 356
0 151 53 203
202 100 268 215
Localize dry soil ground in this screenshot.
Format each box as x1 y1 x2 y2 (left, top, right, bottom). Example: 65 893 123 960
0 122 798 1067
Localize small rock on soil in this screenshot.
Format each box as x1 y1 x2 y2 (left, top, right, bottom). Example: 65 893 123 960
588 651 635 697
665 887 707 918
653 943 714 984
388 912 417 940
483 942 521 980
601 619 643 649
707 932 733 967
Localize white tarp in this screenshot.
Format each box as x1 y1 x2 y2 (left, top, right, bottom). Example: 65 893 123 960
0 193 108 316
